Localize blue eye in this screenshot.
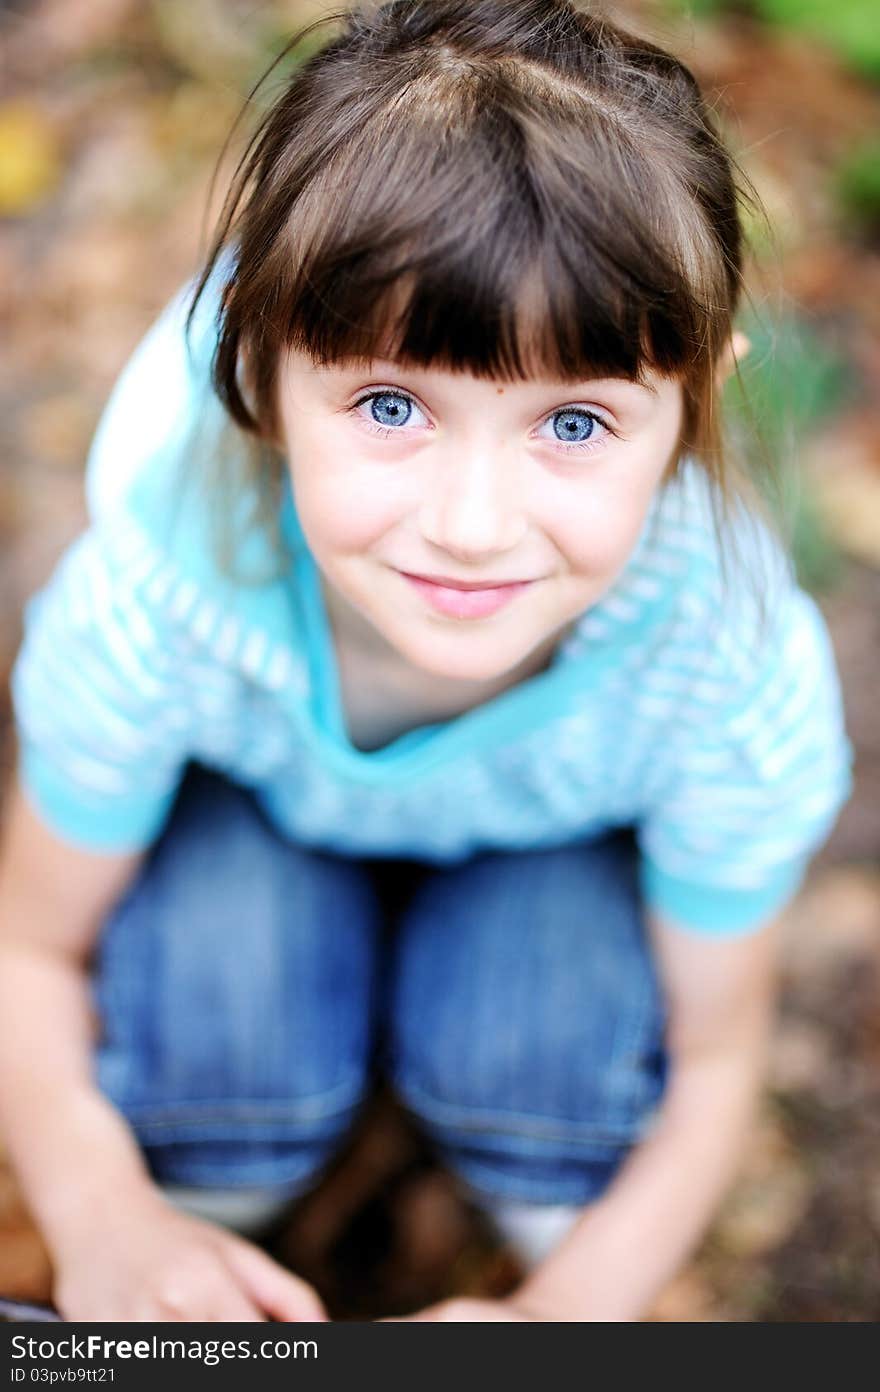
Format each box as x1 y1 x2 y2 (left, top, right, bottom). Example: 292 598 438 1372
535 406 612 453
367 392 412 427
352 389 430 437
551 408 597 442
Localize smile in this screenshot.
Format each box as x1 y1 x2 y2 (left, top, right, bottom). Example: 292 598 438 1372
397 570 534 619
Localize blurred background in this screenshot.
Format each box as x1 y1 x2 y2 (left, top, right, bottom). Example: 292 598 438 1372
0 0 878 1320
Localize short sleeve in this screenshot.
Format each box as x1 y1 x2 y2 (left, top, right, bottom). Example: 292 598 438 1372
10 522 193 852
636 585 854 936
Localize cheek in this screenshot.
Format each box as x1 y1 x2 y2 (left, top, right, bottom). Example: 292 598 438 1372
289 449 401 557
548 493 650 577
545 415 675 574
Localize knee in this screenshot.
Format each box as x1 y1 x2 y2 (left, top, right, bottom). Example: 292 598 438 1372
389 976 666 1150
389 995 666 1206
91 770 382 1154
386 841 667 1201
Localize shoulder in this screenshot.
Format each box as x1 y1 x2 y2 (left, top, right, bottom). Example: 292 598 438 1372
68 252 304 680
638 459 798 685
81 250 278 610
642 469 851 849
559 458 848 769
646 464 849 755
84 253 233 525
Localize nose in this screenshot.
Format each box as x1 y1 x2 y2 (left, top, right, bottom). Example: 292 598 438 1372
417 442 527 563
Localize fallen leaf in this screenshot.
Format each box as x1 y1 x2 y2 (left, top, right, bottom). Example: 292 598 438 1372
0 103 62 216
646 1266 717 1322
711 1106 813 1258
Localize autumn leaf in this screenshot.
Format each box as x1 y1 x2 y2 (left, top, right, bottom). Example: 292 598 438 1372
0 103 62 217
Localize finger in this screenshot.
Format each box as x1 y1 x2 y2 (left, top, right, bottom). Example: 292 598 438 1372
149 1280 265 1324
222 1238 328 1322
205 1287 266 1323
162 1259 268 1323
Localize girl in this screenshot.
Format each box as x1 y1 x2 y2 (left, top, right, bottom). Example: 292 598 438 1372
0 0 853 1322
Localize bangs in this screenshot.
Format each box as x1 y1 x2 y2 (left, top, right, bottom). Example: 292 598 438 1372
268 60 720 386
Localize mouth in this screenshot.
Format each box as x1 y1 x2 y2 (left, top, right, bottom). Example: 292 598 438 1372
396 570 535 619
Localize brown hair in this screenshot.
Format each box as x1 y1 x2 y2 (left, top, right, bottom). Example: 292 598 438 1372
188 0 783 620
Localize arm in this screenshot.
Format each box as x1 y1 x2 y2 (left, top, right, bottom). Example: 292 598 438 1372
0 766 152 1248
509 906 781 1322
0 765 326 1321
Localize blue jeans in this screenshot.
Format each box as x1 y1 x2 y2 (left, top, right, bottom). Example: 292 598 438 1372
91 764 668 1206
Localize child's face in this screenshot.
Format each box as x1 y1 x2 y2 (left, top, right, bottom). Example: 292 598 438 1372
276 352 684 682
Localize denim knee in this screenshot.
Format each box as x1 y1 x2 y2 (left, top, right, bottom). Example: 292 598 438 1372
386 832 668 1204
91 765 383 1189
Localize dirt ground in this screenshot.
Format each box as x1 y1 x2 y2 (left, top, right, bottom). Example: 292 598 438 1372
1 0 878 1320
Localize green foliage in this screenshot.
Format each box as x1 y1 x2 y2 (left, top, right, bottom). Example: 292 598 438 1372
726 308 849 454
724 309 851 591
667 0 880 80
665 0 733 14
788 485 846 592
245 14 340 94
756 0 880 80
833 138 880 239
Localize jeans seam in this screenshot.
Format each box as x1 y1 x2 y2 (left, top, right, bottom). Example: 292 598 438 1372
148 1155 335 1189
114 1079 368 1131
393 1077 652 1147
447 1155 623 1206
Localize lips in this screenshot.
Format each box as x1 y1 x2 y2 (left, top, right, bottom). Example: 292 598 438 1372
402 572 525 590
397 570 533 619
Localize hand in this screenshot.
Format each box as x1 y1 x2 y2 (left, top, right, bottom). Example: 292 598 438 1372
382 1294 553 1322
50 1184 328 1322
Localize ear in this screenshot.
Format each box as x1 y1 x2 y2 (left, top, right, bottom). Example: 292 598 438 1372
716 330 750 387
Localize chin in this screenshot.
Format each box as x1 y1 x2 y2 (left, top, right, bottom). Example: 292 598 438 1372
394 629 528 683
